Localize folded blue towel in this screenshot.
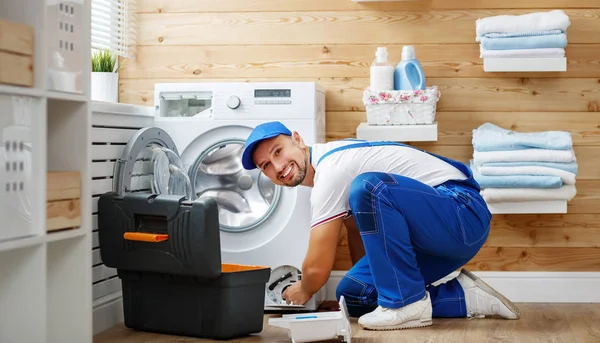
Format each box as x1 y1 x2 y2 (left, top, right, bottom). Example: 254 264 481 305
480 33 567 50
482 29 564 39
472 123 572 152
470 160 563 188
480 161 578 175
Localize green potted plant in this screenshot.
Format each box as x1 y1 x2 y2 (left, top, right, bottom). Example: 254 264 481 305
91 49 121 102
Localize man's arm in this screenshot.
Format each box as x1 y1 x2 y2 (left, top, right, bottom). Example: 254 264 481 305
300 217 344 295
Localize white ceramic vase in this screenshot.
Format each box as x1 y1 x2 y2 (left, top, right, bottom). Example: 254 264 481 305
91 72 118 102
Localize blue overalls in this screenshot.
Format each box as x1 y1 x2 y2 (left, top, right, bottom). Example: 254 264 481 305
316 140 492 318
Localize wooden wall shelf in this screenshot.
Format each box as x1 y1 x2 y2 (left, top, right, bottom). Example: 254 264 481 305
483 57 567 72
356 122 438 142
488 200 567 214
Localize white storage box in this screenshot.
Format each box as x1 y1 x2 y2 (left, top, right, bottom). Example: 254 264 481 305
0 94 37 242
268 296 351 343
363 86 440 125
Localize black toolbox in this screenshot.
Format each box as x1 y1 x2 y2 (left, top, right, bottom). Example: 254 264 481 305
97 192 271 340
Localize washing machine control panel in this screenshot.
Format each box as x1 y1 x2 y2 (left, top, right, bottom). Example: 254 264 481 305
226 95 241 109
154 82 323 121
254 99 292 105
253 88 292 105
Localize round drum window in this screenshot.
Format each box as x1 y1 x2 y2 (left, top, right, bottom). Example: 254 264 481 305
188 139 281 233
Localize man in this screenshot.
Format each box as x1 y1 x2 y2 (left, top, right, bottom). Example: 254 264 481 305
241 121 520 331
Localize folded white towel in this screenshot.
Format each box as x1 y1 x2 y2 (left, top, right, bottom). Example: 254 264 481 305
476 10 571 40
473 148 576 165
478 165 576 185
482 29 564 39
479 47 565 58
481 185 577 203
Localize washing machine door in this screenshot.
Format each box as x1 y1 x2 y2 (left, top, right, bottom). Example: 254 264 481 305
113 127 194 200
181 125 282 234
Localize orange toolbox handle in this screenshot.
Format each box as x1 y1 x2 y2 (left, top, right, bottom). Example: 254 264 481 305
123 232 168 242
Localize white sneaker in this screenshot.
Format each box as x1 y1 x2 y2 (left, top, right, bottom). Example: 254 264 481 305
358 291 433 330
457 268 520 320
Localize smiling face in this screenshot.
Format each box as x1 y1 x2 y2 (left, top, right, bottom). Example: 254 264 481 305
252 132 311 187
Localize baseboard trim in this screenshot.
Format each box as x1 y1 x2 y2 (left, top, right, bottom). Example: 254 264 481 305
93 292 124 335
326 270 600 303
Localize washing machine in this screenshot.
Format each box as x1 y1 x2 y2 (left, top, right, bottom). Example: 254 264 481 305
112 82 327 311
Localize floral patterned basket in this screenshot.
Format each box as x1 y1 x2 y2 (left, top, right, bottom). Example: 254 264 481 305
362 86 440 125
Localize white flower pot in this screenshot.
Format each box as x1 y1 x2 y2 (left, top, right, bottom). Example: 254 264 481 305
91 72 118 102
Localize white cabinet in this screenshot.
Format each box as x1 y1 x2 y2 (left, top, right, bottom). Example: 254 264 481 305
0 0 92 342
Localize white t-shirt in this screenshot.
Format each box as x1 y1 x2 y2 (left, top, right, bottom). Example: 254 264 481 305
309 141 468 230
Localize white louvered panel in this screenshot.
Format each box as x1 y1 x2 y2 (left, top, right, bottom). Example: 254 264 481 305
92 249 102 266
93 265 118 283
92 214 98 232
92 127 140 143
92 178 113 195
93 277 122 300
91 103 154 127
91 145 125 161
92 112 153 127
93 159 154 179
90 102 154 309
92 197 99 214
92 161 115 178
92 176 154 195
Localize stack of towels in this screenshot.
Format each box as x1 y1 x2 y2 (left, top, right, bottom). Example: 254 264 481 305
476 10 571 59
470 123 577 204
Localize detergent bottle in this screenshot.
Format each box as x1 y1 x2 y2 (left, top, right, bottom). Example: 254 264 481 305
369 47 395 92
394 45 426 90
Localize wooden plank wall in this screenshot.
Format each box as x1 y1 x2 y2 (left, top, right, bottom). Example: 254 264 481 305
119 0 600 272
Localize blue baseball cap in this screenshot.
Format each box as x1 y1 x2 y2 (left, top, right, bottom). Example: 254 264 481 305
242 121 292 170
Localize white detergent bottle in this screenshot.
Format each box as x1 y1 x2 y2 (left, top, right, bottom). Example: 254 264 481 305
394 45 426 90
369 47 394 91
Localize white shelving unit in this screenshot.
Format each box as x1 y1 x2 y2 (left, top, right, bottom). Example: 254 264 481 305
0 0 92 342
483 57 567 72
356 122 438 142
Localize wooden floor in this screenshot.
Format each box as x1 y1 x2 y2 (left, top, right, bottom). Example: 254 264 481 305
94 303 600 343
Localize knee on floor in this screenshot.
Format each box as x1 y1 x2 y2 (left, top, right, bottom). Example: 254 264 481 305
335 276 353 301
335 275 378 317
335 275 373 301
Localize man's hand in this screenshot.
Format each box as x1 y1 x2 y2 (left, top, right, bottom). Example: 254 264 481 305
281 281 312 305
280 218 343 306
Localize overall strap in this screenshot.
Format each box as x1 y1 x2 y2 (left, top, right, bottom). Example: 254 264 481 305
317 140 412 166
